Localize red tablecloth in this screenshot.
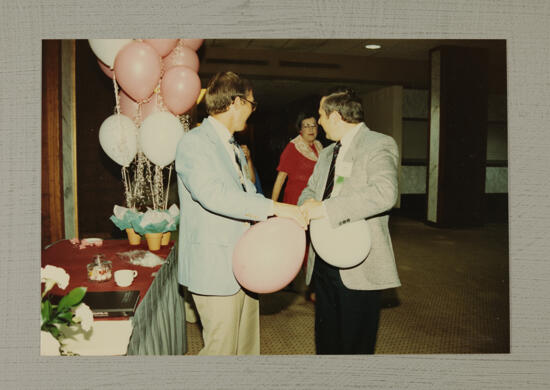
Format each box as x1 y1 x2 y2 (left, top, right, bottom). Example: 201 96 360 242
42 239 174 318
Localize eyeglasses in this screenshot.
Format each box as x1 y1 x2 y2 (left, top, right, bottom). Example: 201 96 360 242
301 123 318 129
233 95 257 112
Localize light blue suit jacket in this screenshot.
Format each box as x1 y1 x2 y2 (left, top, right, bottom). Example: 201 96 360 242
175 119 272 295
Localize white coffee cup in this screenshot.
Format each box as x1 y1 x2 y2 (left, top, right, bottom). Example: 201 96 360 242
114 269 138 287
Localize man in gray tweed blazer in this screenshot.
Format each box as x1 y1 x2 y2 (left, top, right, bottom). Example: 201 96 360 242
298 88 400 354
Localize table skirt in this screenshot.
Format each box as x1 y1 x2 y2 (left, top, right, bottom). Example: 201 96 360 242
127 247 187 355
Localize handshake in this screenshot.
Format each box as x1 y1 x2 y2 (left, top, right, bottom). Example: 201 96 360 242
273 200 324 230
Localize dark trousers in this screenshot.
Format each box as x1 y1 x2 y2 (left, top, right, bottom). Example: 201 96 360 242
312 256 381 354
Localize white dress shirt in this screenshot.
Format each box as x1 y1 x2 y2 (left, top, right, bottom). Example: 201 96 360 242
318 122 363 217
330 122 362 198
207 116 275 215
208 116 243 178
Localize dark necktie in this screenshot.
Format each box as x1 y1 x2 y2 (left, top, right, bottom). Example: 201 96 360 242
229 136 247 191
322 141 342 200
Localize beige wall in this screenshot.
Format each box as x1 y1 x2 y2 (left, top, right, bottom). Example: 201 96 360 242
362 86 403 207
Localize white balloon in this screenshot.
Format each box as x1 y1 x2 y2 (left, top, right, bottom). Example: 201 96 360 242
89 39 132 69
310 217 371 268
99 114 138 167
139 112 184 167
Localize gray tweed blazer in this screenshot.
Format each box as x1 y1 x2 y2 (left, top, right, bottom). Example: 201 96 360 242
298 123 401 290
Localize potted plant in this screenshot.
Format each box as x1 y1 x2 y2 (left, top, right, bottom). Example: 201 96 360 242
130 204 180 250
41 265 94 356
110 205 143 245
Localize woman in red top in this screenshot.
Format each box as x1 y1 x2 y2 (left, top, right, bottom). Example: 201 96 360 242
271 113 323 204
272 112 323 302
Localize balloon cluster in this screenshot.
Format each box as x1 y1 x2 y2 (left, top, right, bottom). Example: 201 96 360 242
90 39 204 210
91 38 202 117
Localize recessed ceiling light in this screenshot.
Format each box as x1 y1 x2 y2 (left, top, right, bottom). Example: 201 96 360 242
365 44 381 50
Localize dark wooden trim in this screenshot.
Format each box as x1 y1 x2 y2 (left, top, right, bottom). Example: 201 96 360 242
402 159 507 167
402 117 428 122
486 160 508 167
402 159 428 166
395 193 508 224
42 40 64 248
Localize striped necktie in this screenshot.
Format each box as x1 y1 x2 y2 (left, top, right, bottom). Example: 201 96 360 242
229 136 247 191
322 141 342 200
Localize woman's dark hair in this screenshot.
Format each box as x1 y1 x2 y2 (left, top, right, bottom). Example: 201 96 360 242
205 71 252 115
321 87 364 124
294 111 318 133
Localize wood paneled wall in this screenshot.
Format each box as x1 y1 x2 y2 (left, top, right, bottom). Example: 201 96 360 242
42 40 64 247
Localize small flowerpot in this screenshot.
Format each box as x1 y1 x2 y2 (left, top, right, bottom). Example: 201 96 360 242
126 228 141 245
145 232 163 251
161 232 171 246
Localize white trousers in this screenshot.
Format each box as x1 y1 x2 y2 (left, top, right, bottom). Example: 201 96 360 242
192 289 260 355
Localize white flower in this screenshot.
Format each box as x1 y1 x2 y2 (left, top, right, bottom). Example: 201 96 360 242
140 209 167 227
167 204 179 217
113 205 130 220
40 330 61 356
41 265 70 296
73 303 94 332
164 204 180 230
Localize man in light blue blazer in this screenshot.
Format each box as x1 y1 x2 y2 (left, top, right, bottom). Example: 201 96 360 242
299 88 400 354
175 71 306 355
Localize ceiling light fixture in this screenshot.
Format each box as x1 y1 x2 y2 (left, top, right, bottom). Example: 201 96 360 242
365 44 381 50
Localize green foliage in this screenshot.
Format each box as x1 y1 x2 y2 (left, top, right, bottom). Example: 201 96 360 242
41 287 87 339
41 300 52 328
58 287 86 312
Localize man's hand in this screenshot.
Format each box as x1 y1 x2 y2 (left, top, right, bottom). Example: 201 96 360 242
273 202 308 229
299 199 326 221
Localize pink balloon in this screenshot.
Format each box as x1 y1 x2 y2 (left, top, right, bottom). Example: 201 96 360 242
118 90 139 118
162 44 200 73
143 39 178 57
97 59 114 79
181 39 204 51
114 41 161 102
232 217 306 294
160 66 201 115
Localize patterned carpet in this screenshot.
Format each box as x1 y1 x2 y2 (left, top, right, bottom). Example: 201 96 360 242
184 216 509 355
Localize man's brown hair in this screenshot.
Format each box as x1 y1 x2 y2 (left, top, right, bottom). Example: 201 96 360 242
205 71 252 115
321 87 364 124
